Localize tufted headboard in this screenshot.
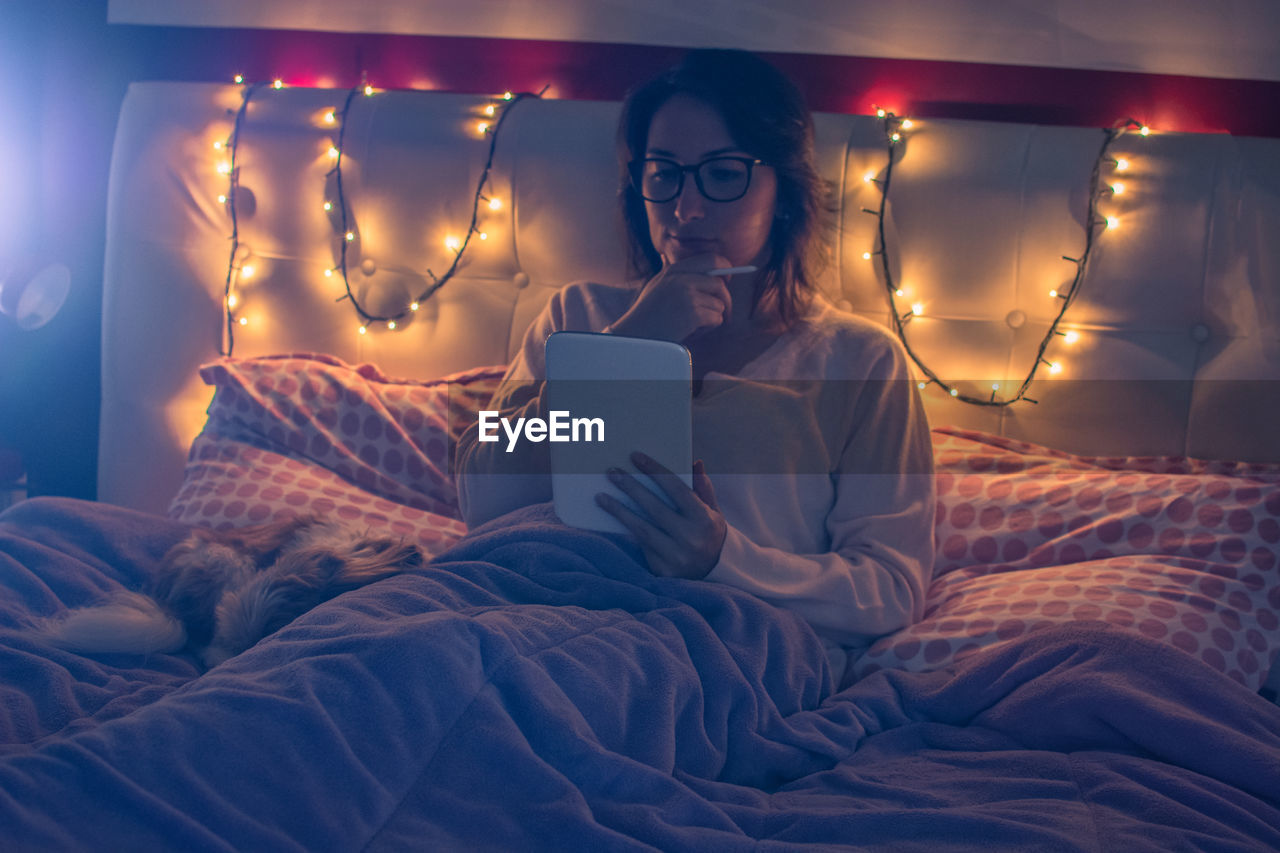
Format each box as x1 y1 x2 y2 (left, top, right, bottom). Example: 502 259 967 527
100 82 1280 514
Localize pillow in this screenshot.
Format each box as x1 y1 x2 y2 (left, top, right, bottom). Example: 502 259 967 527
853 427 1280 691
170 353 505 554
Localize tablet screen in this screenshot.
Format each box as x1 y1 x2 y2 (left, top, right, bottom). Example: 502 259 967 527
545 331 692 534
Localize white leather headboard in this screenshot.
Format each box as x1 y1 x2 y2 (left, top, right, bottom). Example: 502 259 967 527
101 82 1280 513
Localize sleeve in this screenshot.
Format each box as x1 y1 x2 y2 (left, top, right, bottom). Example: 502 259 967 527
703 338 936 648
455 281 630 528
454 298 562 528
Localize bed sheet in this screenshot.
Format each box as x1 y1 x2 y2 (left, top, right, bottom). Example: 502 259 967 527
2 497 1279 851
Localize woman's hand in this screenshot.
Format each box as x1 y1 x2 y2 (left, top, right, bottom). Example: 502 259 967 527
607 254 734 344
595 453 727 579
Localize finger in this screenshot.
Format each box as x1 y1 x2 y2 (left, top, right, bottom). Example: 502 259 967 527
607 465 683 524
629 452 702 516
594 492 684 566
692 459 719 510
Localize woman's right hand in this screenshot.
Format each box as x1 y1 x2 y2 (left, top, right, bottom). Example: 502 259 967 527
606 254 735 343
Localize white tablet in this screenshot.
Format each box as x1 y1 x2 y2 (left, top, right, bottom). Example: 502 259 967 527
544 331 692 534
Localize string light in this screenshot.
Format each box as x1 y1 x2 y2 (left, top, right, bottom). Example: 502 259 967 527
313 83 546 333
863 112 1148 406
217 79 265 355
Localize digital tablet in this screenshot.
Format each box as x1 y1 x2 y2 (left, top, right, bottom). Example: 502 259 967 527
544 331 692 534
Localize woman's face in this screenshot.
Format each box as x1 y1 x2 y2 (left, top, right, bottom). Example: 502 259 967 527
643 94 778 269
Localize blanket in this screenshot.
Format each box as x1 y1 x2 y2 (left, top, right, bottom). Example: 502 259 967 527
2 497 1279 851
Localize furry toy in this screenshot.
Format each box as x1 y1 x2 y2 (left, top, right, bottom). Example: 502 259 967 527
40 516 424 667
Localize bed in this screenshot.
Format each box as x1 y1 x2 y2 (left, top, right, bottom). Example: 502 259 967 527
2 81 1279 849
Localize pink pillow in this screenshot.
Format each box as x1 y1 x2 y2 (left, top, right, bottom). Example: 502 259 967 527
171 434 467 556
170 353 505 548
854 428 1280 690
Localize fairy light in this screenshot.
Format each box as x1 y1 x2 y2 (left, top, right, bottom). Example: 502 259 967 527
863 112 1147 405
324 111 336 124
312 84 545 333
273 79 284 90
216 79 265 355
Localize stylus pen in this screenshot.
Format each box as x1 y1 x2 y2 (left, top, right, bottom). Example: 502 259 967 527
707 265 757 276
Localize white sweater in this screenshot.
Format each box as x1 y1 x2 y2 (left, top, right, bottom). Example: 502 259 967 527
457 281 936 680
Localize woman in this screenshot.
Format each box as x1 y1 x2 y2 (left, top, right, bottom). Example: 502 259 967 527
457 49 935 683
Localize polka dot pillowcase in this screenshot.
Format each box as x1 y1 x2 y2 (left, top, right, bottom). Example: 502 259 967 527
169 353 504 553
854 427 1280 692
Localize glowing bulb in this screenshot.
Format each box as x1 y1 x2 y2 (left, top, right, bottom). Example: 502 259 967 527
358 325 368 335
1111 182 1126 195
345 231 355 242
949 388 959 397
991 383 1001 391
364 85 374 96
387 320 397 330
238 317 248 326
1105 215 1120 230
477 121 490 134
478 232 488 240
890 132 901 142
1048 361 1063 374
503 91 513 100
894 288 904 298
1139 126 1150 136
918 381 927 390
227 294 238 309
1049 288 1059 298
273 79 284 89
863 171 876 183
216 162 231 175
876 108 887 118
328 146 340 158
484 104 496 117
233 74 244 84
863 252 872 260
1115 158 1130 171
324 269 334 278
240 264 255 279
213 140 223 150
900 119 914 129
1062 331 1080 344
487 197 503 211
911 302 924 316
411 302 420 311
323 201 333 211
217 194 228 204
444 236 461 251
324 111 336 124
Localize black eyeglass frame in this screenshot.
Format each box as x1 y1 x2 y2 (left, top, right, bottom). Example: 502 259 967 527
628 156 768 203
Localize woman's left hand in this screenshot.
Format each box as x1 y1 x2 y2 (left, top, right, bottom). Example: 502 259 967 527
596 454 727 579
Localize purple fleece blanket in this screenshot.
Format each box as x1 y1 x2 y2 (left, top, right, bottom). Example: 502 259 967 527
2 497 1279 851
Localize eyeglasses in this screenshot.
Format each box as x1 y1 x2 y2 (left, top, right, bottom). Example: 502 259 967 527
629 156 766 203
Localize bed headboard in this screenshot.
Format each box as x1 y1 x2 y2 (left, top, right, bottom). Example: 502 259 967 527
101 82 1280 514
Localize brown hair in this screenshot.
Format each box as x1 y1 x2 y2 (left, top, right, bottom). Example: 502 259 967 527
617 49 832 330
